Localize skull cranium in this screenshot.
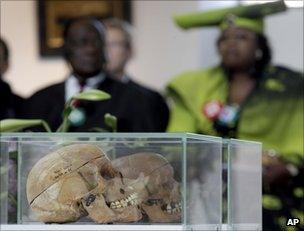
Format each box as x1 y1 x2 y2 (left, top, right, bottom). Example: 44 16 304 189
26 144 147 224
112 153 182 223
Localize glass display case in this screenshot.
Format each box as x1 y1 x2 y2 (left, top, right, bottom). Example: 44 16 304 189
0 133 261 230
225 139 262 231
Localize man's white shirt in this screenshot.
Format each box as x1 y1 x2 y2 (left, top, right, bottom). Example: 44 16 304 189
65 73 105 102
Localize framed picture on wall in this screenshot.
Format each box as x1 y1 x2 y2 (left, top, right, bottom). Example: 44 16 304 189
38 0 131 56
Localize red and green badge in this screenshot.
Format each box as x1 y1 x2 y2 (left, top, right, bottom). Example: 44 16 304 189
203 100 223 121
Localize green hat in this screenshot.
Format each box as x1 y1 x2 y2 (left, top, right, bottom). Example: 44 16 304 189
174 1 287 34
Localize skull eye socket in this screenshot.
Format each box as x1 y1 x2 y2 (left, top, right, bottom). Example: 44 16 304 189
120 188 125 194
162 183 173 190
103 174 115 180
119 172 125 185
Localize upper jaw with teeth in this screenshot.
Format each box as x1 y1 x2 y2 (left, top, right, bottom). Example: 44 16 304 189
108 193 139 209
145 198 164 206
161 202 182 214
145 199 182 214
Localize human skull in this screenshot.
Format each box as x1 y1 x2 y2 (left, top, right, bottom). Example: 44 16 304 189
26 144 147 224
82 172 148 223
112 153 182 223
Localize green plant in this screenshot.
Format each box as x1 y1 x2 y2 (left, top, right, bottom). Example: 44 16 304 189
0 119 51 132
57 89 111 132
0 89 117 132
104 113 117 132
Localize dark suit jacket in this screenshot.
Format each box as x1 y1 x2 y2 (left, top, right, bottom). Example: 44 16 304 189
127 79 169 132
0 79 24 120
24 75 166 132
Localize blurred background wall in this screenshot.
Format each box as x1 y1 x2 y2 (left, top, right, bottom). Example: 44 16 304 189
1 0 303 97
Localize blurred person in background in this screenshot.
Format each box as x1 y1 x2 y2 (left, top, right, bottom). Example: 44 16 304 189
25 18 159 132
167 2 303 231
104 18 169 131
0 38 24 120
0 38 21 223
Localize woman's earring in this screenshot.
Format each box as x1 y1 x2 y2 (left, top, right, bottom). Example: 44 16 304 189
255 49 263 60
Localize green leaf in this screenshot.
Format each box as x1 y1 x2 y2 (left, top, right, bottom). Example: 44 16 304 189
56 105 72 132
72 89 111 101
262 194 282 210
0 119 51 132
0 192 8 201
9 151 18 160
8 193 17 206
0 166 8 175
56 90 111 132
104 113 117 132
62 105 72 119
89 127 109 132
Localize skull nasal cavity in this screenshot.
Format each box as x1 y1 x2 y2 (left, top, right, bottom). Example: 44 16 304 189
86 194 96 206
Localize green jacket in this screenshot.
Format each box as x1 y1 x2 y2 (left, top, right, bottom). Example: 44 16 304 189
167 65 303 165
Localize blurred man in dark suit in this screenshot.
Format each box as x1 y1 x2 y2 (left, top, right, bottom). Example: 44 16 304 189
0 38 23 120
104 18 169 131
25 18 161 132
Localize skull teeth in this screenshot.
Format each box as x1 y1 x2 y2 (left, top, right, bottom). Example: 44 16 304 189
109 193 139 209
162 202 182 214
145 198 164 206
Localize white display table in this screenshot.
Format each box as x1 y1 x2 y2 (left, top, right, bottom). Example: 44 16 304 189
1 224 183 231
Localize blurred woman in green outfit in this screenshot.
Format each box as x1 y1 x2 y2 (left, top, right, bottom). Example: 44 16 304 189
167 1 303 230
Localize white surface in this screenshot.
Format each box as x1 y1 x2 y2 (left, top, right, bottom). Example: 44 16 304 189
0 224 182 231
266 8 304 72
0 224 235 231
